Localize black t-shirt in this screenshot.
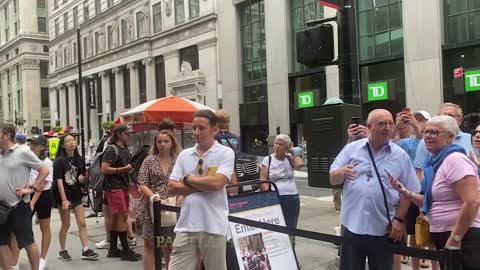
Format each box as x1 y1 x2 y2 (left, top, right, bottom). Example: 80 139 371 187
215 131 240 153
102 143 132 191
53 155 86 204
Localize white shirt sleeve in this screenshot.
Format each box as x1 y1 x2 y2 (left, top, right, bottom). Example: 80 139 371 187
215 148 235 182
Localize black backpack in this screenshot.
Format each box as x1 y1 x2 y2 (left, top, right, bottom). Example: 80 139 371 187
128 145 151 184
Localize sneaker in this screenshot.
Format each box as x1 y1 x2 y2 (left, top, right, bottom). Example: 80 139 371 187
39 258 47 270
95 239 110 249
107 248 122 258
121 249 142 261
128 237 136 246
81 249 99 260
58 250 72 261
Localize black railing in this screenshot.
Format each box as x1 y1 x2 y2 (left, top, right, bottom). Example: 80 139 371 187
153 181 463 270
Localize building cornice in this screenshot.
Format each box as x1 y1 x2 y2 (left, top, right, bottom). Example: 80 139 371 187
0 53 49 71
0 34 49 53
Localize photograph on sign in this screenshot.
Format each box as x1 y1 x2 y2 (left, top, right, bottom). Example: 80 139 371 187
238 232 272 270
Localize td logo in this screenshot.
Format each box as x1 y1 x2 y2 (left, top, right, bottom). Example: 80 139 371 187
465 70 480 92
297 91 314 108
368 82 388 101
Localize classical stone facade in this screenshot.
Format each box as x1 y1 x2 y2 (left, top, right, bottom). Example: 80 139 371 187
0 0 50 132
48 0 220 142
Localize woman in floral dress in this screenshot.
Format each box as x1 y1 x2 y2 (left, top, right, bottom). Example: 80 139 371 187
137 130 180 270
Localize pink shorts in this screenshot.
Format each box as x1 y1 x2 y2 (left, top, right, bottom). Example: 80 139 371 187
105 189 129 214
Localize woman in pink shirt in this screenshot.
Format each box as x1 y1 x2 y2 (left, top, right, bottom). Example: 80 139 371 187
390 115 480 270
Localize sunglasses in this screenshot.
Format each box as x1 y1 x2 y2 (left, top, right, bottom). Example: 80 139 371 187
197 158 204 175
471 129 480 136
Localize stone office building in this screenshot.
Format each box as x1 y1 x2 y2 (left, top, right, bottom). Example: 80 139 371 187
0 0 50 132
48 0 220 142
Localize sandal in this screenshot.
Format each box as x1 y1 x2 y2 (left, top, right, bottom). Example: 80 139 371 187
420 259 430 268
401 256 409 264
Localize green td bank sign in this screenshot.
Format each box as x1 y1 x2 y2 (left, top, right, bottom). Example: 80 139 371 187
465 69 480 92
297 91 315 108
367 81 389 101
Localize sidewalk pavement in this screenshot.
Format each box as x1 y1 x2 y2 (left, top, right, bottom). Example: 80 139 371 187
17 196 418 270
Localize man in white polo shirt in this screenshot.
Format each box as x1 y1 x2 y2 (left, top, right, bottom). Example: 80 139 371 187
168 110 235 270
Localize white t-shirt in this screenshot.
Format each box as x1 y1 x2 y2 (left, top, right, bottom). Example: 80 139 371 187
261 154 298 196
29 158 54 190
170 141 235 236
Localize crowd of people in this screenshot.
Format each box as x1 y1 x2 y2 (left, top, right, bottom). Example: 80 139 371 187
0 101 478 270
331 102 480 270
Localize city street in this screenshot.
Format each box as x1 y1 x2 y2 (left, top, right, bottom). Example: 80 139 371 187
14 173 419 270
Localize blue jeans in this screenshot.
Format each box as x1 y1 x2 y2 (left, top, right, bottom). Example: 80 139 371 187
279 194 300 229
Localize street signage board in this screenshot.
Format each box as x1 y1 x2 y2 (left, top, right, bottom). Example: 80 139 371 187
367 81 389 101
465 69 480 92
297 91 315 109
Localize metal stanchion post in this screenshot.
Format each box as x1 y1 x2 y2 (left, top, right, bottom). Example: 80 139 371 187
441 248 463 270
153 201 163 270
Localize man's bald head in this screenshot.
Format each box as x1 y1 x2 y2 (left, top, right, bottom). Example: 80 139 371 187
367 109 393 124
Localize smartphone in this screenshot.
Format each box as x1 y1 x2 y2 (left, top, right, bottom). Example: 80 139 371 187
402 108 412 115
351 117 361 126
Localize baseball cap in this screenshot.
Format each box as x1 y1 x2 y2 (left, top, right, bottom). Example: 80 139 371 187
27 134 48 146
413 110 432 121
113 124 134 134
15 134 27 143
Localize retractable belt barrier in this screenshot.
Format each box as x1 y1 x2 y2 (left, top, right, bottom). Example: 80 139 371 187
153 181 462 270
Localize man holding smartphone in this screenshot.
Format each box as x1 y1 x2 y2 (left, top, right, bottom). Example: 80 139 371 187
330 109 420 270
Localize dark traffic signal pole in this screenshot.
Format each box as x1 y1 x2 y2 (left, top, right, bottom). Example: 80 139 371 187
77 28 86 159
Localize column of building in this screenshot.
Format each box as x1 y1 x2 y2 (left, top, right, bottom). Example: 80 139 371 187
20 59 42 129
127 62 139 108
163 51 179 97
67 81 77 128
59 85 68 127
144 57 156 101
113 67 125 115
100 70 110 123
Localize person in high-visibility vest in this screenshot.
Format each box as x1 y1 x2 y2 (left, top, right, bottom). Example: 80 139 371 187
48 137 60 160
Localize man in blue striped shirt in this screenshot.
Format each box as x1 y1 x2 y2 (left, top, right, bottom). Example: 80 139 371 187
330 109 420 270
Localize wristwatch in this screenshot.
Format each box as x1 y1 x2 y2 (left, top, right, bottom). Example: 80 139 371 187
451 233 463 242
183 175 193 188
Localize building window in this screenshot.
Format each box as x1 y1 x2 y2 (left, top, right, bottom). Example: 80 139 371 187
291 0 324 72
95 0 101 15
38 17 47 33
40 62 48 79
5 53 9 61
84 1 90 21
155 56 166 98
5 28 9 42
64 47 68 65
8 93 12 115
7 70 10 85
64 12 69 32
138 62 146 103
107 25 113 50
241 0 267 82
107 0 114 8
95 32 100 54
136 11 146 38
83 37 88 58
4 6 7 21
15 48 19 55
73 42 77 62
37 0 46 9
189 0 199 19
14 22 18 36
445 0 480 44
175 0 185 25
43 45 49 52
17 89 22 111
41 87 49 108
96 76 102 113
73 7 79 28
63 0 67 3
16 65 21 81
55 18 60 37
153 3 162 33
54 0 58 9
121 19 127 44
109 72 116 119
358 0 403 61
179 45 199 71
123 66 131 108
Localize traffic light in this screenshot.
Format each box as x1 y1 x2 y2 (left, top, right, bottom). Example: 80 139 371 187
296 24 335 67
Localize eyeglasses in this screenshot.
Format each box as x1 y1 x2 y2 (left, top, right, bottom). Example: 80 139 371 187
421 129 451 138
441 113 460 118
197 158 204 175
376 121 395 128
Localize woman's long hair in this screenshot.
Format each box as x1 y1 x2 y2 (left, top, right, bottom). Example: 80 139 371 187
150 130 181 158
